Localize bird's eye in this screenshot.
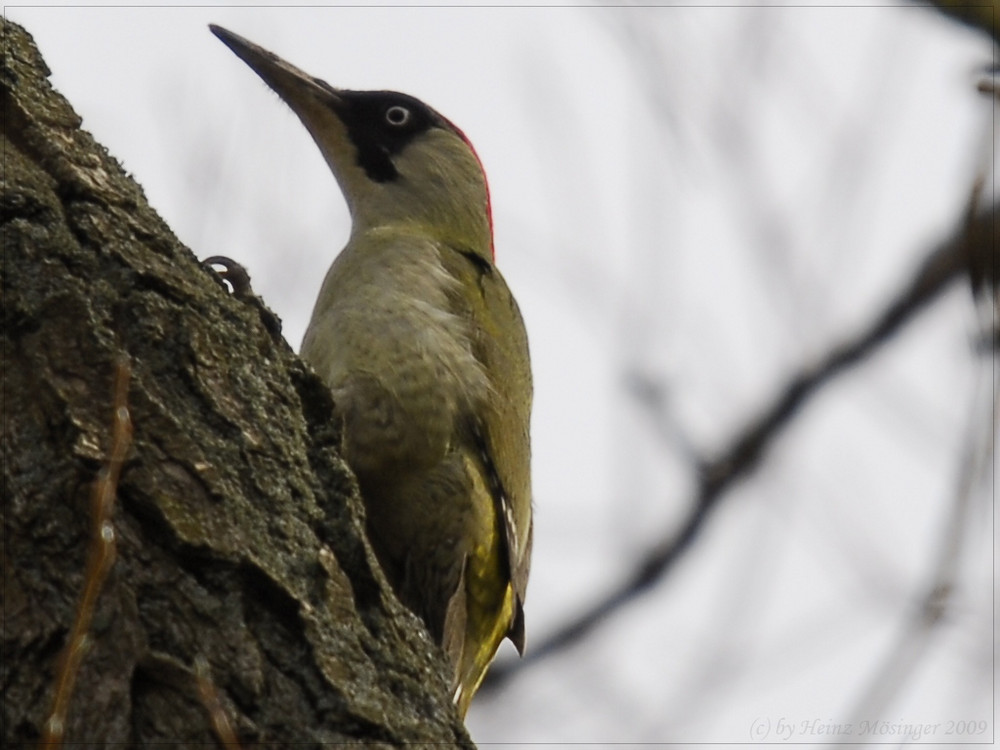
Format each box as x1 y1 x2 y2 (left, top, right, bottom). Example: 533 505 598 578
385 105 411 127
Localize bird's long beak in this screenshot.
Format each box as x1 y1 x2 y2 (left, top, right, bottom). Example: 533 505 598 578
210 24 369 213
210 24 343 112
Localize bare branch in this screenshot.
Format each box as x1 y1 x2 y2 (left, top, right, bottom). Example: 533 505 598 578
918 0 1000 45
484 204 988 691
833 334 995 747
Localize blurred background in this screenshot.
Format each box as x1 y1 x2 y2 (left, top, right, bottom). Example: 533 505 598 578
8 2 995 746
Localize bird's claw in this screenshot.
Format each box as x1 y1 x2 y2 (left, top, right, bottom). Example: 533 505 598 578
202 255 253 298
201 255 285 341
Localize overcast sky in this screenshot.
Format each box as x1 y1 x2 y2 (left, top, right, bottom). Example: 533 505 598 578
8 2 995 745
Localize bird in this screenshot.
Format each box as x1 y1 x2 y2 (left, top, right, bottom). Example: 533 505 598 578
210 25 533 717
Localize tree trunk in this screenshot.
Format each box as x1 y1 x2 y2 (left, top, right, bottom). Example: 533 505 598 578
2 18 473 748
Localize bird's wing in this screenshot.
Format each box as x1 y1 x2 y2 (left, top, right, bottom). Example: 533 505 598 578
440 245 533 650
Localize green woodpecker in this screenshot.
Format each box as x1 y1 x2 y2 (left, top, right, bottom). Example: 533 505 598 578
210 26 532 716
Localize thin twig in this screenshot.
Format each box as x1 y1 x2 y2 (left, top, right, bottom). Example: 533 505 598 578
832 339 994 748
41 356 132 749
195 656 243 750
483 208 985 692
828 160 998 748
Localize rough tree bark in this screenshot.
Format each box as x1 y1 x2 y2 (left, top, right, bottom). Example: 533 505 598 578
2 19 474 748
